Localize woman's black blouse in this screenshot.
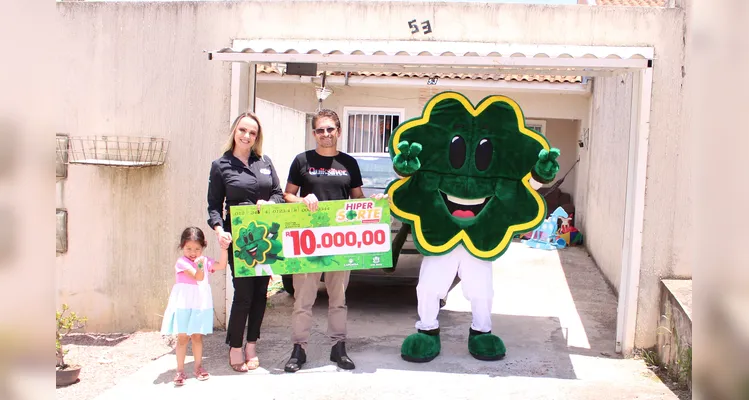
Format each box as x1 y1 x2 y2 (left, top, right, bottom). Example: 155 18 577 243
207 151 284 229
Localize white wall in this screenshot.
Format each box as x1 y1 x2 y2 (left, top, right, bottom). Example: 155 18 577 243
541 118 580 196
255 98 308 187
579 75 633 292
257 83 590 121
56 1 689 350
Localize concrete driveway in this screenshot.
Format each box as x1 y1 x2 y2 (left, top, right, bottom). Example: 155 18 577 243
94 243 679 400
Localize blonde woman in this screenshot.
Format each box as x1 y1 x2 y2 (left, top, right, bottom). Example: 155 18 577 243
206 111 284 372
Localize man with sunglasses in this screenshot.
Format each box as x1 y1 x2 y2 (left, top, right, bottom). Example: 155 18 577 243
282 109 371 372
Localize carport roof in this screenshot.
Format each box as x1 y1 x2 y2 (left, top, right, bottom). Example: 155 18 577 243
207 39 654 77
596 0 667 6
256 65 583 84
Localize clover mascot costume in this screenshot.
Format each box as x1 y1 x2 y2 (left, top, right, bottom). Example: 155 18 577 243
386 92 561 362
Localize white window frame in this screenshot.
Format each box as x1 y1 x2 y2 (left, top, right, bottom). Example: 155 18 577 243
525 119 547 136
341 106 406 153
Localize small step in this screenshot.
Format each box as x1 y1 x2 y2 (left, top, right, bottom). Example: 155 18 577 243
657 279 692 391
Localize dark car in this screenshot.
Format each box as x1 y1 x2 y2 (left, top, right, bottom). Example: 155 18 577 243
280 152 423 295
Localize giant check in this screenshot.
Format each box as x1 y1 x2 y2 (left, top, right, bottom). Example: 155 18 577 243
229 199 393 278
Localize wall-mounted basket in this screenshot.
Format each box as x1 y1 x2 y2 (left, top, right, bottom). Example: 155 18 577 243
56 136 170 168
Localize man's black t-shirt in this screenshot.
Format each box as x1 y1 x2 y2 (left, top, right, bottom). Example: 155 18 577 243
287 150 363 201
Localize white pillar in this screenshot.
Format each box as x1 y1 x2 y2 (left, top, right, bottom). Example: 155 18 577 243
616 66 653 356
225 62 258 329
230 62 250 122
248 63 257 112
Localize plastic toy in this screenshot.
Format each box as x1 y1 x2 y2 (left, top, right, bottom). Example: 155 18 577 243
521 206 569 250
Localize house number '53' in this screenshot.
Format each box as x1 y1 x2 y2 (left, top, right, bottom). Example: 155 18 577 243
408 19 433 34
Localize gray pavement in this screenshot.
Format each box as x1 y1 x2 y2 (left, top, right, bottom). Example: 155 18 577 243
94 243 679 400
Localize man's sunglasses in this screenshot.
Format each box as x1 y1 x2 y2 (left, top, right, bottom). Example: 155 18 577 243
314 127 336 135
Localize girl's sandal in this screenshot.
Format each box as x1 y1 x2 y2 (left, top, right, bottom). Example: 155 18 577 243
194 367 210 381
229 349 248 373
173 371 186 386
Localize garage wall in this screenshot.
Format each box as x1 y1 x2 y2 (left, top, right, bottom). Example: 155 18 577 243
579 75 633 292
542 118 580 196
256 83 590 122
255 98 308 191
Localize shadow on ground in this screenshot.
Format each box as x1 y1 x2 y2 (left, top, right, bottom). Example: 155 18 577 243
62 333 132 348
152 278 581 382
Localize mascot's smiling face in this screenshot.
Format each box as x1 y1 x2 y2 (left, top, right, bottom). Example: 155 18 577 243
386 92 550 261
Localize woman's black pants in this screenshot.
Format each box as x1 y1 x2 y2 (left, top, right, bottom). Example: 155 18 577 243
225 241 271 348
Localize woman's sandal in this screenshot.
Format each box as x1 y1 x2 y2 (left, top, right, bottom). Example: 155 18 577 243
245 357 260 370
194 366 210 381
173 371 187 386
229 349 248 373
245 343 260 370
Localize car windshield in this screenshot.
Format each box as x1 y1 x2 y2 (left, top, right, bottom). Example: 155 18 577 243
354 155 399 189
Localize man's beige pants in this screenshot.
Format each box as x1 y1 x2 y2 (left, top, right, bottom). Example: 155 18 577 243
292 270 351 347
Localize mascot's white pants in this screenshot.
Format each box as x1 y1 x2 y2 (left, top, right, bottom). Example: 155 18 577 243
415 245 494 333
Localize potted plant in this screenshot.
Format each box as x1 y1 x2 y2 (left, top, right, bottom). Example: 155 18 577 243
56 303 87 386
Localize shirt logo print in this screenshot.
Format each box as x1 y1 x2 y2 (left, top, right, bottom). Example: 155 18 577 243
308 167 349 177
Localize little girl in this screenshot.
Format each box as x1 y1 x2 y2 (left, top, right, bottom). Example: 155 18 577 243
161 227 228 386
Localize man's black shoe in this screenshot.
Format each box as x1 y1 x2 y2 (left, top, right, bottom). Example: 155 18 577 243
284 344 306 373
330 341 356 370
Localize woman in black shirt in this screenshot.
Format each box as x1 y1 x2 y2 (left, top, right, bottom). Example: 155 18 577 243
206 111 284 372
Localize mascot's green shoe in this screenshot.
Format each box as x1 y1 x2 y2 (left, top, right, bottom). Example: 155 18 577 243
401 328 441 363
468 328 506 361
